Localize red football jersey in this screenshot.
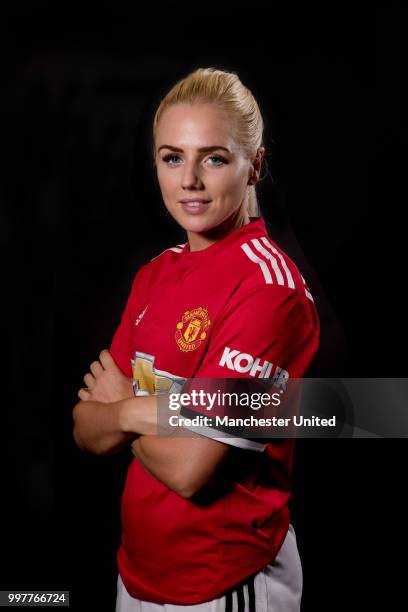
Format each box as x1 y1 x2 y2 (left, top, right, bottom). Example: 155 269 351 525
110 217 320 605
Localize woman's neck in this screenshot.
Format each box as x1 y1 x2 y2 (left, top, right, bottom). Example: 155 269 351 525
187 207 251 252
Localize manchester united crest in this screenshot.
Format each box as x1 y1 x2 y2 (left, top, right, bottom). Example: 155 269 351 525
175 307 211 352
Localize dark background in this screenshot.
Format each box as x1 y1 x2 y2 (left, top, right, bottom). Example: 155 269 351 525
1 4 406 611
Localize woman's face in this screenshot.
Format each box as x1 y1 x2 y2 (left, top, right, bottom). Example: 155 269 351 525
154 103 258 248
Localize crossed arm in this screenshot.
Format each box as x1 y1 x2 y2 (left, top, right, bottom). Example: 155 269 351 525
72 350 231 498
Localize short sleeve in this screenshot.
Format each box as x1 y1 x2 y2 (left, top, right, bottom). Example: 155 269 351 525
179 283 319 451
109 266 147 377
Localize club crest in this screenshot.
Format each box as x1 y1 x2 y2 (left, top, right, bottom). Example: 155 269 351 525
175 307 211 352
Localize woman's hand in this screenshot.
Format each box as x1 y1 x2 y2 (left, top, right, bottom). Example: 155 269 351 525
78 349 134 404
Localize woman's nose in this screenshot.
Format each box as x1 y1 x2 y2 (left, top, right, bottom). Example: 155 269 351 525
181 163 204 190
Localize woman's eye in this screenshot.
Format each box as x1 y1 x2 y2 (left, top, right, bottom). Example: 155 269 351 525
162 154 181 165
208 156 226 166
161 155 226 166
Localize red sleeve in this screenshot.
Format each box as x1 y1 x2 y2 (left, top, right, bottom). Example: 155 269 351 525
109 266 147 377
196 284 317 379
179 283 320 451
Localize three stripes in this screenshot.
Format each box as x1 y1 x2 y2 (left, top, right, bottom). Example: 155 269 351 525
241 236 314 302
225 574 256 611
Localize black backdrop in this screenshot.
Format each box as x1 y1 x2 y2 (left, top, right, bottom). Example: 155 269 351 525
1 5 406 611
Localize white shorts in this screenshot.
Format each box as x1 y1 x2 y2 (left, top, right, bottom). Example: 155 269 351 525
115 524 302 611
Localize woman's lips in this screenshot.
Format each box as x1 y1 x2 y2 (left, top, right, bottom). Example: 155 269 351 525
180 201 211 215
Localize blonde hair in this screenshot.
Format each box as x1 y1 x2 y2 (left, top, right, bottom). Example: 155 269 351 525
152 67 265 217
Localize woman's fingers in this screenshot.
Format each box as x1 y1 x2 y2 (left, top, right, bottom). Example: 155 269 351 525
78 387 91 401
78 351 127 405
90 360 104 376
83 372 95 388
99 349 119 372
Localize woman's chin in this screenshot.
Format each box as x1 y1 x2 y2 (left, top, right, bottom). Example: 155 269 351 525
174 213 215 234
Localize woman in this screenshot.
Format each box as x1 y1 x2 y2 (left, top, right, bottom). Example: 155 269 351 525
73 67 320 611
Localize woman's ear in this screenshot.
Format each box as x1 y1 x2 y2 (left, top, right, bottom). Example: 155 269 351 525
248 147 265 185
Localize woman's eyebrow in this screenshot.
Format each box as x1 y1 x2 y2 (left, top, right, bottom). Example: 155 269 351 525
158 145 231 153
